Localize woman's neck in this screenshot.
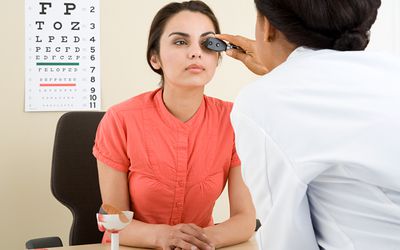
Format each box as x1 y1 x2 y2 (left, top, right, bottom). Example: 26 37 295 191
162 84 205 123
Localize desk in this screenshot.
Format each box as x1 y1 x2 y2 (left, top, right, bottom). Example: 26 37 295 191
53 237 258 250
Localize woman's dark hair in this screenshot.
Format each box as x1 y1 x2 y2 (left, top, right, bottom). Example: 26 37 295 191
147 1 220 79
254 0 381 51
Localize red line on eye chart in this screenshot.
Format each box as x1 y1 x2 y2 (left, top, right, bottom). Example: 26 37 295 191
39 83 77 87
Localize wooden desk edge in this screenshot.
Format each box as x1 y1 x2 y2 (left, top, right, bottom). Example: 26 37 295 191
53 237 258 250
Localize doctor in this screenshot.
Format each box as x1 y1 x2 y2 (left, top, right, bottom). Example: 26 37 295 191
218 0 400 249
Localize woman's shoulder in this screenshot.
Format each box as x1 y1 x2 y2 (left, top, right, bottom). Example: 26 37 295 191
204 95 233 110
108 88 160 114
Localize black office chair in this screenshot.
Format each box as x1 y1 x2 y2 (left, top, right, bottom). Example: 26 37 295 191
26 111 105 249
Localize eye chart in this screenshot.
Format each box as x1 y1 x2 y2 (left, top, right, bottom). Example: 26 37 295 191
25 0 100 112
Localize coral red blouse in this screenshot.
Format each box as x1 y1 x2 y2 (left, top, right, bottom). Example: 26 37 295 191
93 88 240 227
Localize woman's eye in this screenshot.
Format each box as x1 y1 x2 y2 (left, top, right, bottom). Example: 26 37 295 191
174 40 187 46
200 39 214 52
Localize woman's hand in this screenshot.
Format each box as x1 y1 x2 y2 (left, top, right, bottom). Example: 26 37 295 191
156 223 215 250
216 34 269 75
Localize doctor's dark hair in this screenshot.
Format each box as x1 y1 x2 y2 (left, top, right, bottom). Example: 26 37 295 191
254 0 381 51
146 1 220 80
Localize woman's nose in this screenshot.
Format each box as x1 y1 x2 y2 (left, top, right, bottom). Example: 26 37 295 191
188 44 202 59
191 53 201 59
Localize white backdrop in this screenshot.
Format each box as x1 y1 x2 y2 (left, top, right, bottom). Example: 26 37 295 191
368 0 400 55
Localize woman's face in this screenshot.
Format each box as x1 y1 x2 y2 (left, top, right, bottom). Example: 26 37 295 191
151 11 218 89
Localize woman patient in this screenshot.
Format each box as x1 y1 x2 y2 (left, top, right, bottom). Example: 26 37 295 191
93 1 255 249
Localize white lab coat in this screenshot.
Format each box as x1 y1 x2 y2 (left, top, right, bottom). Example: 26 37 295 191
231 47 400 250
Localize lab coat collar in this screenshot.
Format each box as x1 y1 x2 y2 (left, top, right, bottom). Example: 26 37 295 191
286 46 317 62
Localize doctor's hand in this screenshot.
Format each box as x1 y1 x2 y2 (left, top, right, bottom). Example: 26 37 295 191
155 223 215 250
216 34 269 75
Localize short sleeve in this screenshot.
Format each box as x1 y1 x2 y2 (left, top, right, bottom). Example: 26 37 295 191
93 108 130 172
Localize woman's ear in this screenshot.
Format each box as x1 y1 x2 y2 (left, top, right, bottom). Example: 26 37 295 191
150 53 161 70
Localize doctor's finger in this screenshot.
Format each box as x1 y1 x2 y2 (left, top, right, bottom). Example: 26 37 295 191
227 49 269 75
216 34 255 51
226 48 249 62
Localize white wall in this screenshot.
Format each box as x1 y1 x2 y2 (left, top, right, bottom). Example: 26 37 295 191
0 1 398 249
368 0 400 55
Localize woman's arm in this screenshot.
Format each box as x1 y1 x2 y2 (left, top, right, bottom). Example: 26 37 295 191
97 160 214 250
203 166 256 248
97 160 160 247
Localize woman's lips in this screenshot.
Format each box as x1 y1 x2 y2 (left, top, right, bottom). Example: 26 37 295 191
186 64 205 73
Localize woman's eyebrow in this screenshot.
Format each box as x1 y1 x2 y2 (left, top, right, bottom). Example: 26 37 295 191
201 31 215 37
169 32 189 37
168 31 215 37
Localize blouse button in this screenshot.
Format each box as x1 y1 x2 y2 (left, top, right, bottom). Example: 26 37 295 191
178 180 184 187
176 202 183 208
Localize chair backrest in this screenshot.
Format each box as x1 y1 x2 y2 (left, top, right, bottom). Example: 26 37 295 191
51 111 105 246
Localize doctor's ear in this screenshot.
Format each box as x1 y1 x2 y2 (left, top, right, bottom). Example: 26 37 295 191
261 16 276 42
150 54 161 70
